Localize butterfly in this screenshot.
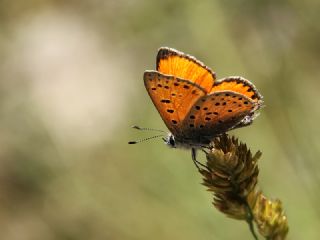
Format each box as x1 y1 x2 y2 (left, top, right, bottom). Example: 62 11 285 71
133 47 263 165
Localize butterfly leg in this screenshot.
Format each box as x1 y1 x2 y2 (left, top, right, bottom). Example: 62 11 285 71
201 148 209 155
191 148 207 171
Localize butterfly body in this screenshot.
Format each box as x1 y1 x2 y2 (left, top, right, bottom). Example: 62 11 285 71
163 132 222 150
144 47 263 150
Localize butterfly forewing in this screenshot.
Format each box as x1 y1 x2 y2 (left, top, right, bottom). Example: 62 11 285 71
211 77 263 102
144 70 206 136
156 47 215 92
182 91 256 138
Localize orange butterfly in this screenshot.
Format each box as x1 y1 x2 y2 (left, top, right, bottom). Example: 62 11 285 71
133 47 262 164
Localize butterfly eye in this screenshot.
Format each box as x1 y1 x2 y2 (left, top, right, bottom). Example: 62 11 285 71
169 135 175 147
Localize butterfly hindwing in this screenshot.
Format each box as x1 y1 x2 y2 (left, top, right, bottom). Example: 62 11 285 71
156 47 215 92
144 70 206 135
211 77 263 102
182 91 257 138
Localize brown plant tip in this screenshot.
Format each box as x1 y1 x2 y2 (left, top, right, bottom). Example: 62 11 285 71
198 134 289 239
253 194 289 240
200 134 261 220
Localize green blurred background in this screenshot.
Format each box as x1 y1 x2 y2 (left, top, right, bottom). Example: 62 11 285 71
0 0 319 239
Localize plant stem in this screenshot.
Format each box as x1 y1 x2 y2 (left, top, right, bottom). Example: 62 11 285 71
244 200 259 240
230 176 259 240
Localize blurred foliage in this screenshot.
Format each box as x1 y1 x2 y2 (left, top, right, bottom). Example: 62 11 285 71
0 0 319 239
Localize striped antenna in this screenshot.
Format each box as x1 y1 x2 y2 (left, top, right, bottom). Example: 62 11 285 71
131 125 166 133
128 134 164 144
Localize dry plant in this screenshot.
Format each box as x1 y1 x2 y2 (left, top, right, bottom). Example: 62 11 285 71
198 134 288 240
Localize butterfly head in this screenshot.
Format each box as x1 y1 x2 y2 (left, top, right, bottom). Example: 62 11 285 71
163 133 176 148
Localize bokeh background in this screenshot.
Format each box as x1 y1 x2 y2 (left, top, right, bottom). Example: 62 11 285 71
0 1 319 239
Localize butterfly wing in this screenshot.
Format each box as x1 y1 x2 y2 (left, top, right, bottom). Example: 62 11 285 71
182 91 259 141
144 70 206 136
211 77 263 102
156 47 215 92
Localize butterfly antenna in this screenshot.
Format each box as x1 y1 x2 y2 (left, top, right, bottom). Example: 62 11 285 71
131 125 166 133
128 134 164 144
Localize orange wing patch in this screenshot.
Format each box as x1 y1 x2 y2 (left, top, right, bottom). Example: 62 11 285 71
211 77 262 102
182 91 256 138
156 47 215 92
144 70 206 136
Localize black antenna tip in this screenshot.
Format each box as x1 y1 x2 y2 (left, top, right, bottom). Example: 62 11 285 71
128 141 137 144
131 125 140 130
